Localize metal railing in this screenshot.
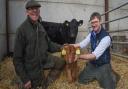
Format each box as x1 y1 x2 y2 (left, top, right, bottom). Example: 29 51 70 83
102 15 128 24
101 2 128 16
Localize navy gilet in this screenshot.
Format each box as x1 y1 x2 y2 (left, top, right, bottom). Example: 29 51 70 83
90 26 111 66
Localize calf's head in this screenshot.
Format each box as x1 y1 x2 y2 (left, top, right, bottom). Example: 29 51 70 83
61 44 80 63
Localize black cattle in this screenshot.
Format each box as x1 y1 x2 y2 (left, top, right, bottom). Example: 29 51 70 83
41 19 83 45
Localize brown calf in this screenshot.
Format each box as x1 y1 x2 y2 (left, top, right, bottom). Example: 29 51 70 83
61 44 80 83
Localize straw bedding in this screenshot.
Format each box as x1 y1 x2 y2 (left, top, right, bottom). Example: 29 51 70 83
0 54 128 89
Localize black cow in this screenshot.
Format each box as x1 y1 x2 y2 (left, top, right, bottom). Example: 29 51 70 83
42 19 83 45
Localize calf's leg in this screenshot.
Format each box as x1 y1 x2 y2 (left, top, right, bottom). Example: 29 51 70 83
66 65 73 83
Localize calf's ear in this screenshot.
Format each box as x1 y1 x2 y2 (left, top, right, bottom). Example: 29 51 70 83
78 20 83 26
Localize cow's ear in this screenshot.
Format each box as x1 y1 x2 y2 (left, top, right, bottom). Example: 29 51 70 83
78 20 83 26
64 20 69 26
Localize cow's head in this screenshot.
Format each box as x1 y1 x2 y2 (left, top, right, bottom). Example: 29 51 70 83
63 19 83 43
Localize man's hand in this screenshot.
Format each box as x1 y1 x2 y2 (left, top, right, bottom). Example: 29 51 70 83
70 43 80 48
79 53 96 61
24 80 31 89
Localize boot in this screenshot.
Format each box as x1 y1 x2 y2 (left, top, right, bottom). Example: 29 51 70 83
45 70 61 88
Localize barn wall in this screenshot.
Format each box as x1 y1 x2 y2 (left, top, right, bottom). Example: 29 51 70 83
0 0 6 60
5 0 128 55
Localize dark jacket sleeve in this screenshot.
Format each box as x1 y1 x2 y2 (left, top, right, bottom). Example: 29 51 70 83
46 35 62 53
13 28 30 84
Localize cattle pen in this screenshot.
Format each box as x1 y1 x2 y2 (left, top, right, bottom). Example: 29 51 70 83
0 0 128 89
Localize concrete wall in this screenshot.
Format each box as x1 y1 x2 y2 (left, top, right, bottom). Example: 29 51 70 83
0 0 6 60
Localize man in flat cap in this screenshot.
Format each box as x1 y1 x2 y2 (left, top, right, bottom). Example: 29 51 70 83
13 0 65 89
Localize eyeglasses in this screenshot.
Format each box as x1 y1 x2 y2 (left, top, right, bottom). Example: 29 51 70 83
90 21 99 24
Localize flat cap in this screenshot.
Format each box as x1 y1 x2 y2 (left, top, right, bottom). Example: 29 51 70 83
25 0 41 9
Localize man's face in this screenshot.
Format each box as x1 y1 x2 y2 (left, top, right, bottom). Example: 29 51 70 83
26 7 40 22
90 17 101 32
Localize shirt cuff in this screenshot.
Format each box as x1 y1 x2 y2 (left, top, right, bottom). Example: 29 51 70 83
92 52 98 60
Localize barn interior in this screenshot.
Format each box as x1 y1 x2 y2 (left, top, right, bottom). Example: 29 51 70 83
0 0 128 89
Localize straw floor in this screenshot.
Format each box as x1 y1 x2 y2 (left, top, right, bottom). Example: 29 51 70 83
0 54 128 89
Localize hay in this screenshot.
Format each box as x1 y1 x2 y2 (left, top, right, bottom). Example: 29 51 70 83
0 55 128 89
111 55 128 89
0 57 17 89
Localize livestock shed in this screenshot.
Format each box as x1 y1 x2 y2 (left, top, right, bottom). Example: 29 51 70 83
0 0 128 89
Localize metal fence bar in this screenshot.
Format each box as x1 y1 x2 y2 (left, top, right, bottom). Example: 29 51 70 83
111 52 128 60
102 15 128 24
112 42 128 44
101 2 128 16
108 29 128 33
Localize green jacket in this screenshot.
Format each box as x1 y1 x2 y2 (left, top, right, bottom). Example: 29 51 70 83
13 17 62 86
